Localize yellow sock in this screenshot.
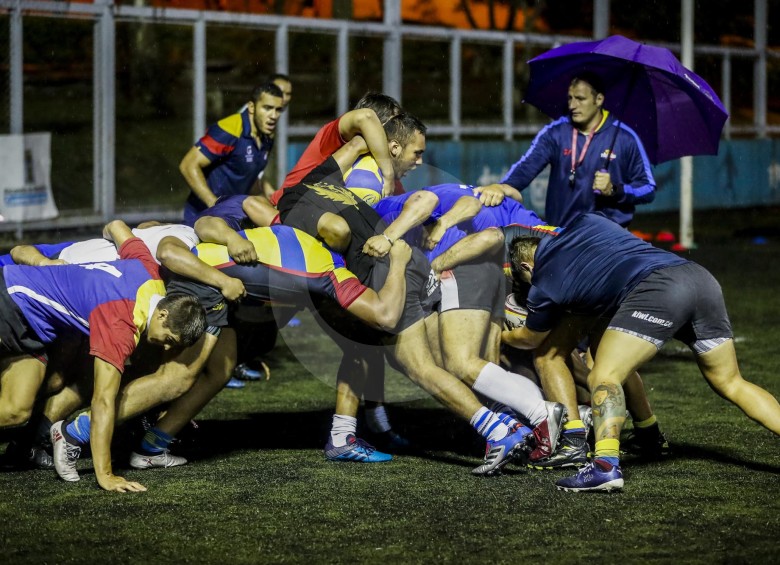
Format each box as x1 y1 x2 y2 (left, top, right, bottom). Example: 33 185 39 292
595 439 620 459
634 415 657 428
563 419 584 431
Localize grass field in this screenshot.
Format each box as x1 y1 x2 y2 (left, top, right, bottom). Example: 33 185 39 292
1 210 780 563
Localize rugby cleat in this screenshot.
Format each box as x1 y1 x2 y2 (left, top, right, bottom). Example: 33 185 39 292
527 402 568 462
324 435 392 463
556 459 624 492
233 362 265 381
527 433 589 470
0 441 54 470
224 376 246 389
373 430 412 452
471 426 528 477
622 428 670 459
51 421 81 482
130 450 188 469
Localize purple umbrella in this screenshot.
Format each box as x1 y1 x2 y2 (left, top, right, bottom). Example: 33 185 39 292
524 35 728 165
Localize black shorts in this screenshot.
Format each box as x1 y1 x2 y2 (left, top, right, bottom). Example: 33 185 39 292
439 259 503 319
0 270 46 358
608 262 732 353
369 248 439 334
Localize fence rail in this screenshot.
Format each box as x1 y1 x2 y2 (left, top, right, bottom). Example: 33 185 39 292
1 0 777 235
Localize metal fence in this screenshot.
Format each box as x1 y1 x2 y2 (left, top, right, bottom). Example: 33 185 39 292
1 0 778 234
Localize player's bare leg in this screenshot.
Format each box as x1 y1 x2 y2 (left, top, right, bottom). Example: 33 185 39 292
696 339 780 435
0 356 46 428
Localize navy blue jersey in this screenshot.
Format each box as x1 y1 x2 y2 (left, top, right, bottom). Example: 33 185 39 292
184 109 274 223
502 112 655 227
525 213 688 332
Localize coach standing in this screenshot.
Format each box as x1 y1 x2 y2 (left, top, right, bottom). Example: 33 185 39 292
478 72 655 228
180 82 284 224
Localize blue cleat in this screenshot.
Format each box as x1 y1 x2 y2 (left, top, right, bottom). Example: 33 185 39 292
471 426 529 476
324 435 392 463
233 362 264 381
224 377 245 389
555 459 624 492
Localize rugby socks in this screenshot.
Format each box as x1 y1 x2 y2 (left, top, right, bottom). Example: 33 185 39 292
470 407 510 442
563 419 586 435
365 405 391 434
472 362 546 426
633 415 661 437
64 412 92 446
490 402 532 435
634 415 657 429
594 439 620 468
139 427 174 455
330 414 358 448
34 416 54 448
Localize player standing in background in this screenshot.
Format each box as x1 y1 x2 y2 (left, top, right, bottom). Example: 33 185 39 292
180 83 284 224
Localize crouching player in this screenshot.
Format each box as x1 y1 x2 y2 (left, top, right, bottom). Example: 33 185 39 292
0 220 206 492
504 212 780 492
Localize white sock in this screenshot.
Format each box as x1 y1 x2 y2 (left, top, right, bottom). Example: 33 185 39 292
470 407 509 442
366 405 391 433
330 414 358 447
473 362 547 426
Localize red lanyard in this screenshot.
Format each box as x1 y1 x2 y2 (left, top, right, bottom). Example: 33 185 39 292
569 124 597 186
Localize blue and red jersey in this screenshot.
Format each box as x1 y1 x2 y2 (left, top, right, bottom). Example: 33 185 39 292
502 112 655 227
2 238 165 372
184 109 274 223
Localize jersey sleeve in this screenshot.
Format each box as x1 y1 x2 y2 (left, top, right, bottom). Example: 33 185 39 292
117 237 161 279
195 114 243 161
524 286 563 333
501 120 560 190
88 300 140 373
330 268 369 308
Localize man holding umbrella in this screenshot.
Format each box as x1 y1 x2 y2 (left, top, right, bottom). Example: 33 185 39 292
479 71 655 228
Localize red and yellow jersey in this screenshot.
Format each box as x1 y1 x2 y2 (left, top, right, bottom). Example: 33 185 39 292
3 238 165 372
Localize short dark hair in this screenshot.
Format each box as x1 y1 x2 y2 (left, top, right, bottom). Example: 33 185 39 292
353 91 402 124
384 112 427 147
509 235 541 277
267 73 291 84
570 72 605 98
158 294 207 348
251 82 284 103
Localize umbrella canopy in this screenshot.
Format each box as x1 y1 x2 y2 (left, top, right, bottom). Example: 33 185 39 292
524 35 729 165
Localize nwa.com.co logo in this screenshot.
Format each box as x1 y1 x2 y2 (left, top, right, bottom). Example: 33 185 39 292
631 310 673 328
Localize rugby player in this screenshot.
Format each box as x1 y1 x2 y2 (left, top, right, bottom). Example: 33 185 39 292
181 82 284 224
504 212 780 491
0 220 206 492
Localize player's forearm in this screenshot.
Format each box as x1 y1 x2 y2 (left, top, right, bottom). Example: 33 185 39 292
180 161 217 208
103 220 134 248
353 113 395 188
158 241 235 291
91 360 122 482
431 228 504 273
194 216 236 245
500 184 524 203
374 257 408 329
502 326 547 350
10 245 50 266
384 192 437 242
437 196 482 230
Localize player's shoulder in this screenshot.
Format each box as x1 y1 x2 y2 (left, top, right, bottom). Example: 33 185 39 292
214 113 245 138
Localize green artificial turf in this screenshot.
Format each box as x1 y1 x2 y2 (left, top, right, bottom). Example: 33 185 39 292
1 227 779 563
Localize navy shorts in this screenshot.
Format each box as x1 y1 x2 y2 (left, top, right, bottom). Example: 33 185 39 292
439 259 503 319
0 270 46 360
370 248 439 334
608 262 732 353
